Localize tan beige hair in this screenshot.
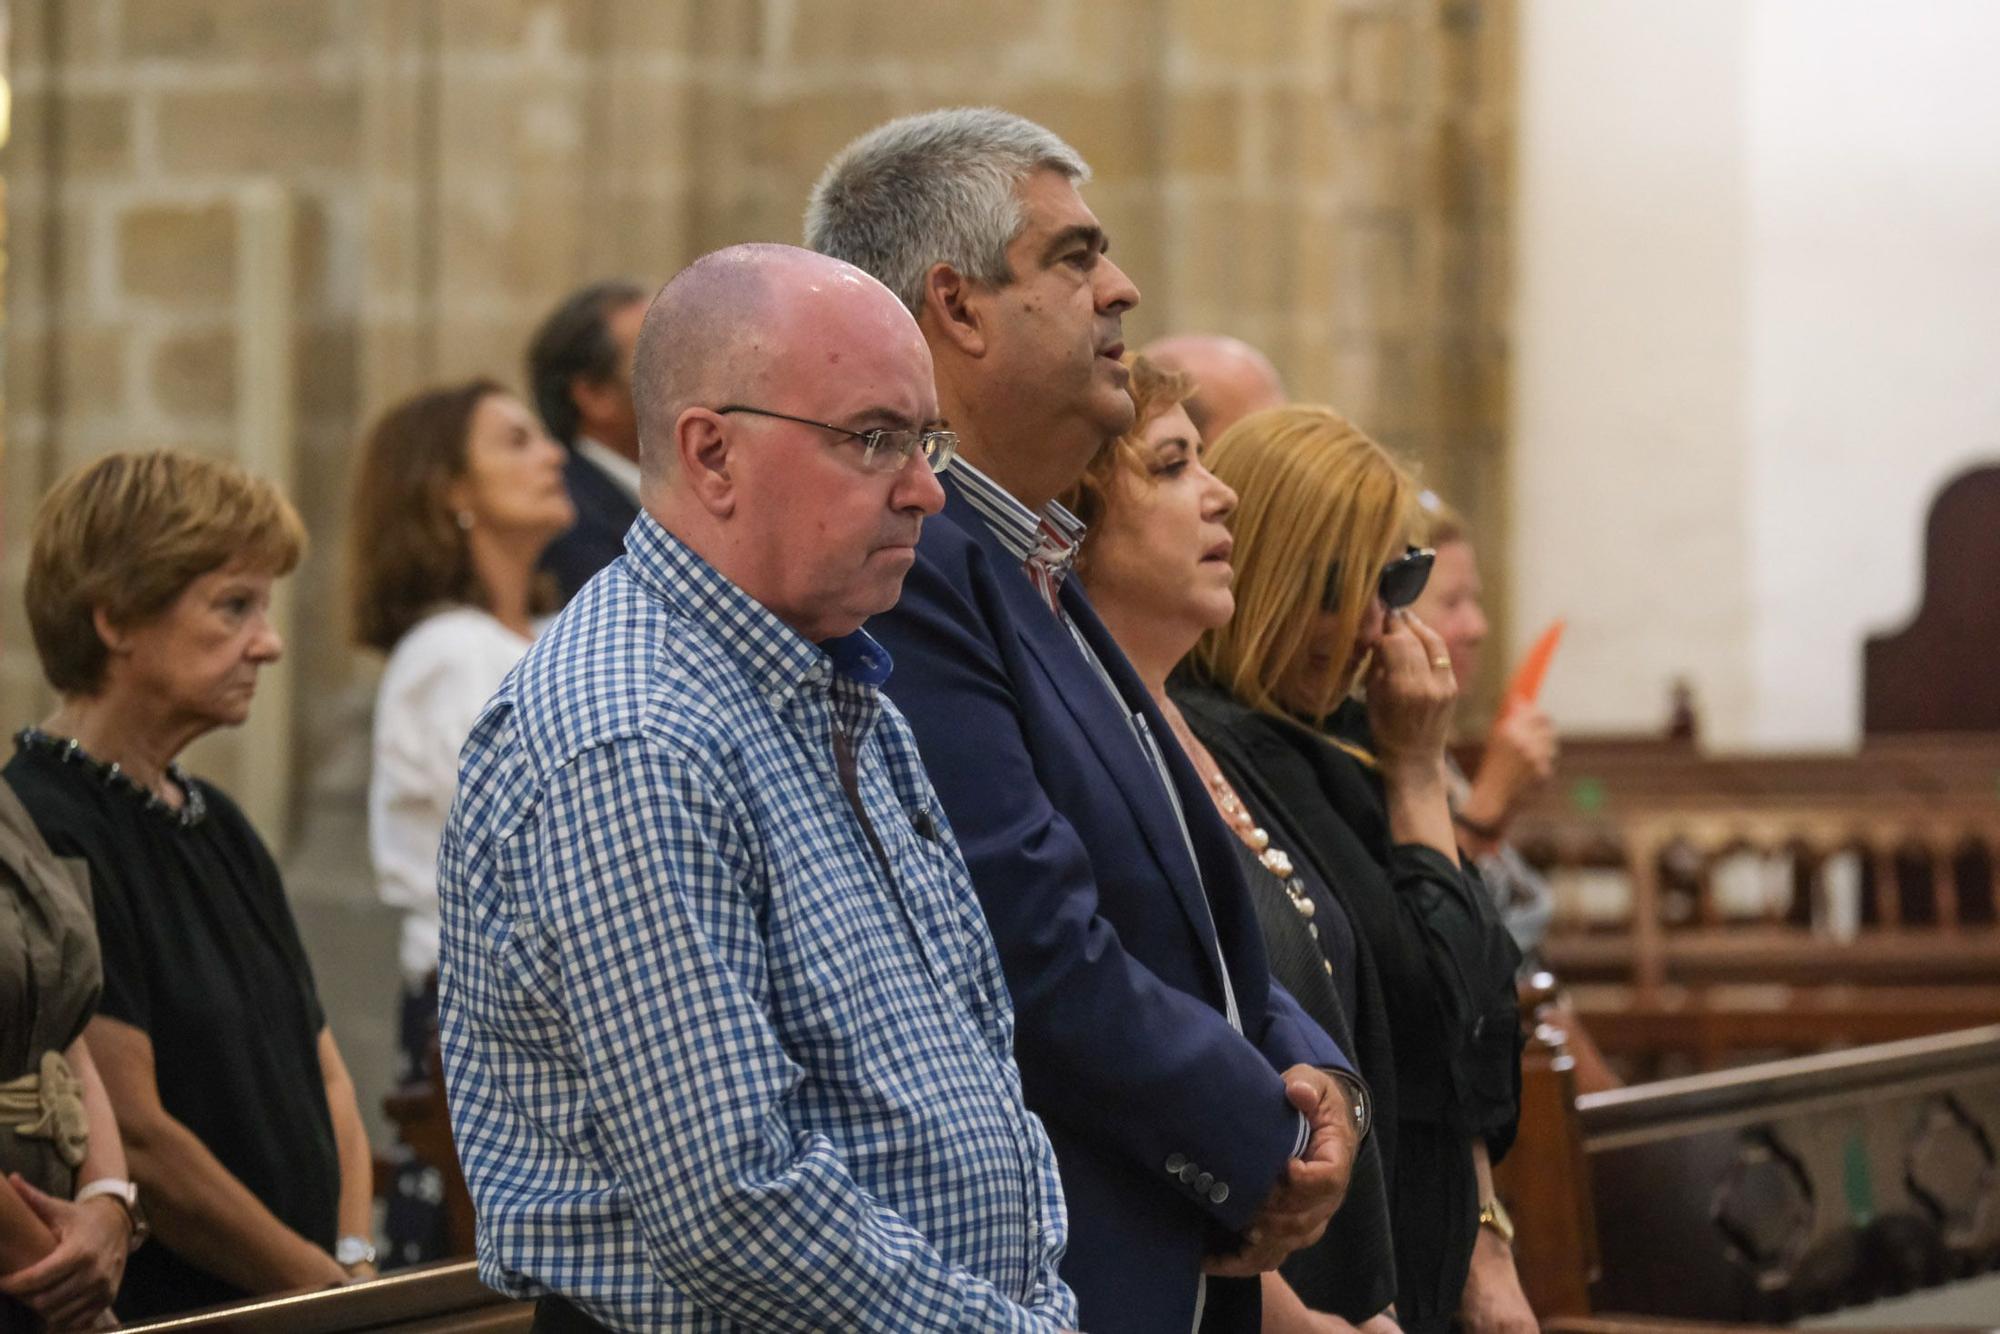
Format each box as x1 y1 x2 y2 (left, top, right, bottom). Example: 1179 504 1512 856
26 450 306 695
1189 405 1420 723
1062 354 1197 567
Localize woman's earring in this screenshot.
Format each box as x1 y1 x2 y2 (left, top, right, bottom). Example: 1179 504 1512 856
456 510 475 531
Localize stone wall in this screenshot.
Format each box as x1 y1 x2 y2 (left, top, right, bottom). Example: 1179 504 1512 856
2 0 1515 1024
2 0 1514 1148
4 0 368 810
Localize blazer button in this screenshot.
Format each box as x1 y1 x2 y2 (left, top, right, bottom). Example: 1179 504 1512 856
1209 1181 1230 1205
1165 1153 1188 1175
1179 1163 1200 1185
1194 1172 1214 1194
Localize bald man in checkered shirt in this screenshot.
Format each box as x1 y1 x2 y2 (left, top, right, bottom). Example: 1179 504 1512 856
435 244 1077 1333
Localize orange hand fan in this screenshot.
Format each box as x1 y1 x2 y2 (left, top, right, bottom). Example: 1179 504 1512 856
1502 619 1565 713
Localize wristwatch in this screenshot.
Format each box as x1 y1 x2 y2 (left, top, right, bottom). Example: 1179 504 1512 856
1328 1069 1373 1142
335 1235 378 1272
75 1177 148 1252
1478 1195 1516 1245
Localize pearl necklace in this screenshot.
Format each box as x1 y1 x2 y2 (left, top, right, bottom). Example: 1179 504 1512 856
1158 701 1331 976
1206 772 1331 977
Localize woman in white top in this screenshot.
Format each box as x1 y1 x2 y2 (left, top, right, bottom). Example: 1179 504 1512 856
346 379 573 1264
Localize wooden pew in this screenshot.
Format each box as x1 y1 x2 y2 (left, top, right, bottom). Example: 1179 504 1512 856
1529 789 2000 964
1493 1010 1599 1316
1501 1025 2000 1327
120 1260 528 1332
1509 738 2000 1070
1522 733 2000 805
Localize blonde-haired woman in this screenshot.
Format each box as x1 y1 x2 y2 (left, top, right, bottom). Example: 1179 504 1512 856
1172 408 1530 1333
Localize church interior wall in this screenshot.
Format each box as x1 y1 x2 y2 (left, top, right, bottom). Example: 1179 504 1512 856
1512 0 2000 749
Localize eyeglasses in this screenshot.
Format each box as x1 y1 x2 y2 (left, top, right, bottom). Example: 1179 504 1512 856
715 405 958 475
1323 545 1435 613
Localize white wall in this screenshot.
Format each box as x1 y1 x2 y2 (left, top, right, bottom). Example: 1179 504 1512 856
1512 0 2000 749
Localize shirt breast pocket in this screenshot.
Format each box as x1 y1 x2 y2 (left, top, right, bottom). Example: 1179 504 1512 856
890 810 1005 1022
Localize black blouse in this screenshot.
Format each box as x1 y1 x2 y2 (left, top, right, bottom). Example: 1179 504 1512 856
4 731 340 1322
1220 831 1396 1322
1173 683 1523 1333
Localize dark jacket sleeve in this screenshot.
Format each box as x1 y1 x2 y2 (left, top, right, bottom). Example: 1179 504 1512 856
1381 843 1523 1158
541 451 640 603
1256 975 1347 1074
1314 704 1523 1156
869 541 1315 1233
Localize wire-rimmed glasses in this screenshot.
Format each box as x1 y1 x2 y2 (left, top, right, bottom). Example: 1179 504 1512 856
715 405 958 475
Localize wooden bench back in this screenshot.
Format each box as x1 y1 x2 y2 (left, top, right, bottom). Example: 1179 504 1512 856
1514 774 2000 1069
1496 735 2000 1068
1505 1025 2000 1324
1524 792 2000 989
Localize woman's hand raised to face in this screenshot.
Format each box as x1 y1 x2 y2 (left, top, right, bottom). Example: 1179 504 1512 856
1365 609 1458 785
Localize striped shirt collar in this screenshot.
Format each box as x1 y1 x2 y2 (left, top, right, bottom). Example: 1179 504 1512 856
623 511 891 699
947 458 1088 615
947 457 1087 564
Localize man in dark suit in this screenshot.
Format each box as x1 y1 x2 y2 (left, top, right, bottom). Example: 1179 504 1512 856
807 108 1370 1334
527 279 649 601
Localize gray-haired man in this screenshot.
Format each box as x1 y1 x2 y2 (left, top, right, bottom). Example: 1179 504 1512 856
808 108 1366 1334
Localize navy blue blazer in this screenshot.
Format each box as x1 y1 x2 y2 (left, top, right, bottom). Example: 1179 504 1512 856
542 445 640 603
868 482 1350 1334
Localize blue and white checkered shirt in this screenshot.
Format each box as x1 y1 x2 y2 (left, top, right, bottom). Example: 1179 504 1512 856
435 514 1076 1332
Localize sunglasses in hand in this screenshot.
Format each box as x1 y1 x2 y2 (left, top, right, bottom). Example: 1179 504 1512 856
1322 545 1435 613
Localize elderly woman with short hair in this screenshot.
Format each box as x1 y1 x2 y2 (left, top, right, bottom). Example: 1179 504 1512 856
3 451 377 1322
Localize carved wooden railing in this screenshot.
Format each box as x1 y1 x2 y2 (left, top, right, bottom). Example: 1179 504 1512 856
1508 737 2000 1068
1526 796 2000 982
1524 734 2000 803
